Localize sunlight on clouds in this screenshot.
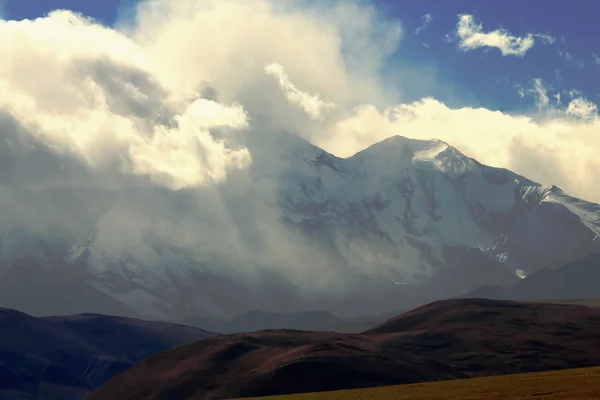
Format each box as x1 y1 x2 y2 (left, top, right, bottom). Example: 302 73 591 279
454 14 554 57
0 0 598 205
324 97 600 202
0 10 250 189
567 97 598 120
265 63 335 121
128 99 251 189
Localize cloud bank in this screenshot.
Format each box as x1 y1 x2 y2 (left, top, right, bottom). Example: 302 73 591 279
453 14 555 57
0 0 598 316
0 1 598 211
265 63 335 121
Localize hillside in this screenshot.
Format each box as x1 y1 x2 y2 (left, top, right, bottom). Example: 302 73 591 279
86 298 600 400
0 308 216 400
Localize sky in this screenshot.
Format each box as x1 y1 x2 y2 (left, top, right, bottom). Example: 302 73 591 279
0 0 599 202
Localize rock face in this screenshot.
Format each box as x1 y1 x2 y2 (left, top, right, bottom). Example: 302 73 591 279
0 133 599 319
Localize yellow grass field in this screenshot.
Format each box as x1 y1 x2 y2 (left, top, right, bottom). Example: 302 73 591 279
237 366 600 400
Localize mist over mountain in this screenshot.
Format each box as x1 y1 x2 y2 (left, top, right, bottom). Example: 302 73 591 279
0 1 599 323
462 252 600 301
0 130 599 321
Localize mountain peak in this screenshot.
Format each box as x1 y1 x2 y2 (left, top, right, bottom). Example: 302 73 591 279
349 135 481 177
353 135 449 158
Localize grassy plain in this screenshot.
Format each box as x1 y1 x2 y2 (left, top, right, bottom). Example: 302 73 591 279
238 366 600 400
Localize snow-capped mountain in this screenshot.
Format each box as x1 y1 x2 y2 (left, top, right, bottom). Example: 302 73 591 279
1 132 599 319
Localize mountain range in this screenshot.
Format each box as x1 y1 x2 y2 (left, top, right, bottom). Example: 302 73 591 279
178 309 403 334
0 132 599 320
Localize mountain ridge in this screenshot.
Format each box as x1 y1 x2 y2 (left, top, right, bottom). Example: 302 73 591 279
0 132 599 320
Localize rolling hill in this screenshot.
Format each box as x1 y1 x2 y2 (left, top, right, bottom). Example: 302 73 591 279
86 298 600 400
0 308 216 400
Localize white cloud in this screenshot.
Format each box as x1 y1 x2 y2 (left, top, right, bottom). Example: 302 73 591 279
593 53 600 66
265 62 334 121
554 92 562 107
531 78 550 111
536 34 556 45
0 0 598 206
0 0 599 297
324 97 600 202
519 79 598 121
453 14 554 57
0 10 251 190
567 97 598 120
414 13 433 35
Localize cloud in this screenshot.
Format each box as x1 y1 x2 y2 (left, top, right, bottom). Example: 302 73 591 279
265 63 335 121
0 0 408 293
324 97 600 202
531 78 550 111
0 0 599 299
453 14 554 57
516 79 597 120
567 97 598 120
414 13 433 35
0 2 598 203
558 49 584 67
593 53 600 66
0 10 251 190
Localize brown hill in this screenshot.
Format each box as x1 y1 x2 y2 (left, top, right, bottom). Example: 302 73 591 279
86 298 600 400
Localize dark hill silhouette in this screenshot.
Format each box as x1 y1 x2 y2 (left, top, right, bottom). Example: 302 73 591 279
0 308 216 400
86 298 600 400
178 309 402 333
462 252 600 300
425 248 519 298
0 265 137 317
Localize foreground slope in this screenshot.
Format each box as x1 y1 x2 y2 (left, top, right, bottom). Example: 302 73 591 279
0 308 216 400
86 299 600 400
239 366 600 400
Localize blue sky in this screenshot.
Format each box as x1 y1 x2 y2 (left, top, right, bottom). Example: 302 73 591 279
2 0 598 118
377 0 600 113
2 0 598 114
